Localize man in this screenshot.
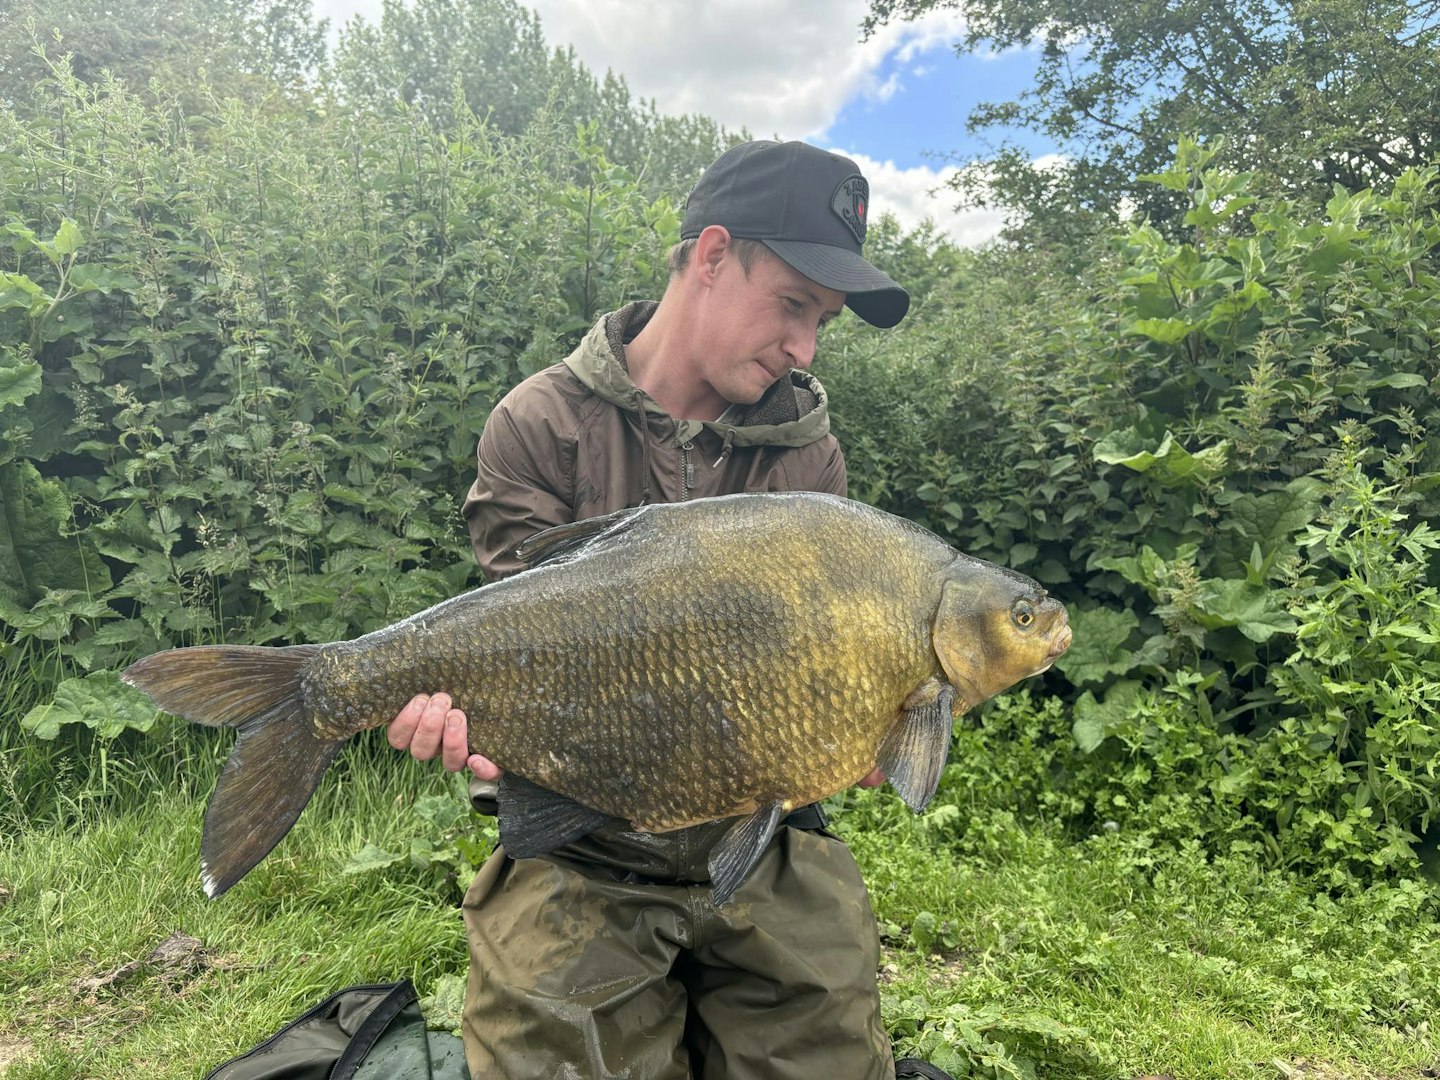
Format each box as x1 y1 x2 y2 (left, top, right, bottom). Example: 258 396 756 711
389 140 912 1079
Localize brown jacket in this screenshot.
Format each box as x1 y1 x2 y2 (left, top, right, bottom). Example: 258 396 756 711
462 300 847 578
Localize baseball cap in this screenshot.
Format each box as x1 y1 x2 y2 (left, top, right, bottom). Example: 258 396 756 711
680 140 910 328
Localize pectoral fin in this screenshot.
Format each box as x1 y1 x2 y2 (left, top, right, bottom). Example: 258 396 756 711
708 801 785 906
496 774 613 858
513 505 650 567
877 677 954 812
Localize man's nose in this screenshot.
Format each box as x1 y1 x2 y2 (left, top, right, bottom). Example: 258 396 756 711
785 330 817 370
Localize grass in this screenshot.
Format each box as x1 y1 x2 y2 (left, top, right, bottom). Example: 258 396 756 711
2 716 1438 1078
836 795 1440 1078
0 727 470 1078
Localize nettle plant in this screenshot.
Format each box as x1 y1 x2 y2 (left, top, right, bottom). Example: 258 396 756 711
1066 148 1440 877
2 69 676 744
1260 423 1440 881
828 138 1440 879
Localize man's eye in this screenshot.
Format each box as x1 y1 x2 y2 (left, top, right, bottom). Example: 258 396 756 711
782 297 803 312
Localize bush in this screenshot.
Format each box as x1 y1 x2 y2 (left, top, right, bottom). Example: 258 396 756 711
7 68 1440 888
827 137 1440 880
1 65 676 677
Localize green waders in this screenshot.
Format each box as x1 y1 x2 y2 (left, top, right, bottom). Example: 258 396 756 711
462 817 893 1080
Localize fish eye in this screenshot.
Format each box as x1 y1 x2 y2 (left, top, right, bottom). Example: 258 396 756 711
1013 600 1035 629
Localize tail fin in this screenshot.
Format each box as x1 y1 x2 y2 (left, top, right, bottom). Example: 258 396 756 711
122 645 344 898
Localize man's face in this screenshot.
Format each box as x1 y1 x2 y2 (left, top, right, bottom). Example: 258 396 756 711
697 245 846 406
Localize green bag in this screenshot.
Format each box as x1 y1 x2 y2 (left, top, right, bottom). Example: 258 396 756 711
204 980 469 1080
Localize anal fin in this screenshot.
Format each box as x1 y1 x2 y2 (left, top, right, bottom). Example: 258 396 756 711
496 774 612 858
877 677 954 813
708 801 785 906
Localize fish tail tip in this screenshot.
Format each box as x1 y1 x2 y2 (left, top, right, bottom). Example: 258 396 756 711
201 864 237 899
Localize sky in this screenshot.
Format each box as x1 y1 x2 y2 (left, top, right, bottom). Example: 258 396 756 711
311 0 1059 245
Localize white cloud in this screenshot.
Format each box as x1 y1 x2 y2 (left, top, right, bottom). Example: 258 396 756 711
314 1 963 143
840 152 1008 247
312 0 1014 243
312 0 382 32
871 70 904 104
524 0 999 240
525 0 966 140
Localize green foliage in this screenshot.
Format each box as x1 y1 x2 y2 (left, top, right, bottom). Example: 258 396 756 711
20 671 158 740
330 0 553 134
835 765 1440 1079
0 462 110 623
0 63 676 684
863 0 1440 241
0 0 327 112
827 138 1440 880
886 997 1100 1079
1258 424 1440 882
327 0 733 193
342 774 496 903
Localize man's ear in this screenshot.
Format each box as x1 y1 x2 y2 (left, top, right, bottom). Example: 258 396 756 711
692 225 733 285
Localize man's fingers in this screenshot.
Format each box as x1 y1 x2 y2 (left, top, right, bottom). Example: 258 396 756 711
441 708 471 772
857 767 886 789
390 695 494 775
387 694 430 750
468 754 502 781
407 692 451 762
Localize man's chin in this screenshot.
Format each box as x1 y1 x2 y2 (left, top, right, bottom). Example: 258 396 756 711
722 384 770 407
737 370 786 404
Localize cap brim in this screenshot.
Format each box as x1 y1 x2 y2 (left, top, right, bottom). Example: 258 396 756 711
762 239 910 328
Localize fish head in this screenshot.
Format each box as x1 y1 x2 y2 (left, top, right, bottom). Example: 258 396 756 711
930 555 1071 712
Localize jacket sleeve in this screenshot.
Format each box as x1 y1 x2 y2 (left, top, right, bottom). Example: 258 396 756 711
784 433 847 499
461 396 576 581
814 437 848 499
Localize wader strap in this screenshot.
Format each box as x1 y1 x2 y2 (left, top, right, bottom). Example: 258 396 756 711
895 1060 958 1080
476 781 830 832
781 803 828 831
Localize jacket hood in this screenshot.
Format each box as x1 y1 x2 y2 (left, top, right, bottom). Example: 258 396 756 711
560 301 832 449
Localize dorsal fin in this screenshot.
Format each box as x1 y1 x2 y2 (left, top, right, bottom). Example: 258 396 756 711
513 504 650 568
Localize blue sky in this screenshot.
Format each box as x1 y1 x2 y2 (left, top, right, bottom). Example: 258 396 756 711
313 0 1062 243
823 40 1054 170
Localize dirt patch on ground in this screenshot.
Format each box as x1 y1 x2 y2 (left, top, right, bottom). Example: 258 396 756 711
73 930 211 996
878 943 969 988
0 1036 34 1071
1269 1060 1436 1079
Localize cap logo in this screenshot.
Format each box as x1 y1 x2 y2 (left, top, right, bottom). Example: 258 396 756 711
831 174 868 245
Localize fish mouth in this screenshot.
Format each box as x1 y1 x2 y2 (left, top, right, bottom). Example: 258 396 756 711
1027 623 1073 676
1048 624 1073 660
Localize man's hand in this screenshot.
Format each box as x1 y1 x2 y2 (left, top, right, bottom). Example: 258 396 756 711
387 693 501 780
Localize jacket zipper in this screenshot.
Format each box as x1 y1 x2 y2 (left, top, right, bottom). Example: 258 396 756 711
680 440 695 500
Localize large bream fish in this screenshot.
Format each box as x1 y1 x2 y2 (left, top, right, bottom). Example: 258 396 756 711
124 492 1071 903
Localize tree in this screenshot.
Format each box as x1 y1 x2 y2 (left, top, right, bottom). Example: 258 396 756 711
864 0 1440 237
328 0 735 195
0 0 326 109
329 0 551 134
